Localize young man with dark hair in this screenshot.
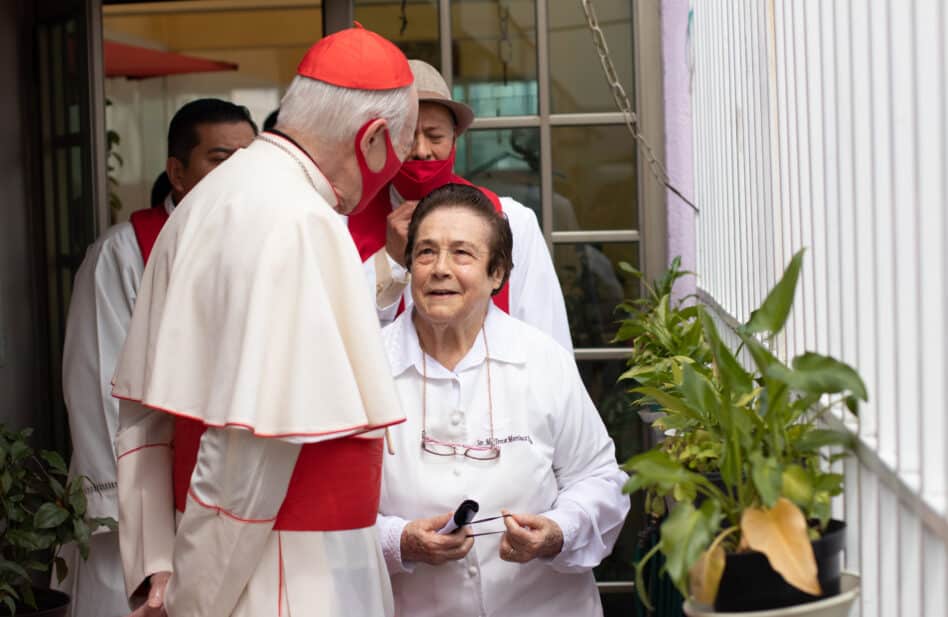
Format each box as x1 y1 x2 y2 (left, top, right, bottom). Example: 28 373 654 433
56 98 256 617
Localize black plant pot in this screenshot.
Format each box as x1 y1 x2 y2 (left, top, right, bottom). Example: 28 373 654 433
0 589 70 617
713 519 846 613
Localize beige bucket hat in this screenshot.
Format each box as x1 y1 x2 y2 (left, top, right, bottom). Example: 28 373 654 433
409 59 475 135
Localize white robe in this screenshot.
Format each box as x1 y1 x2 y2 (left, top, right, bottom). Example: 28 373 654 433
378 305 630 617
113 133 404 617
359 188 574 351
54 197 174 617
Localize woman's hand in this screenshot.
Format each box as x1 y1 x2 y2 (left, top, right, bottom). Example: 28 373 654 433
499 510 564 563
401 512 475 565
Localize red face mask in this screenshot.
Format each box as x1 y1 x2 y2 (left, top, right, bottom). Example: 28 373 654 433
352 120 403 216
391 147 457 201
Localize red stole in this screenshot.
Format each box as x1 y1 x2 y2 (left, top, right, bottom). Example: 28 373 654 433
346 177 511 313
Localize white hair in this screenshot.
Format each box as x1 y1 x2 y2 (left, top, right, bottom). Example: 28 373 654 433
277 76 416 152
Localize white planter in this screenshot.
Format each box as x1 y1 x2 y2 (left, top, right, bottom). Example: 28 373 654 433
683 572 860 617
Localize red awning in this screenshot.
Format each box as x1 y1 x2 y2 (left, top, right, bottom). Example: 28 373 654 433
104 40 238 80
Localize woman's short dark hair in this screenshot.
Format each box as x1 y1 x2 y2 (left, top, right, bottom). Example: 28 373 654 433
405 183 514 295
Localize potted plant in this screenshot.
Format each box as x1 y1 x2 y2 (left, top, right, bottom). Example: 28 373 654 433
623 250 864 615
0 424 115 616
614 257 719 514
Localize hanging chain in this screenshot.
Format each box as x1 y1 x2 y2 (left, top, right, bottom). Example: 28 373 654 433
498 1 512 85
399 0 409 35
580 0 698 213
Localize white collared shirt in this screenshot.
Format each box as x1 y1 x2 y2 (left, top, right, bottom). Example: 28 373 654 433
377 304 629 617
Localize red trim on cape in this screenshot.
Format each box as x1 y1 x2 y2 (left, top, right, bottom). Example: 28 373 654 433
115 442 170 460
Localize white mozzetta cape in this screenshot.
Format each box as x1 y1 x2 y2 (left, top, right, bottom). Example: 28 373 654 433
112 135 405 440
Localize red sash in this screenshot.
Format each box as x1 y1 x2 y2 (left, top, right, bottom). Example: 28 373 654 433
347 177 511 314
128 207 169 264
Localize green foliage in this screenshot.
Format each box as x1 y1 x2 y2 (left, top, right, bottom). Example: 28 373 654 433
0 425 116 614
620 249 868 604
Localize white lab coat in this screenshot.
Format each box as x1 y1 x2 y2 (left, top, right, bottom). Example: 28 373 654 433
113 134 404 617
360 188 574 351
378 304 629 617
54 197 175 617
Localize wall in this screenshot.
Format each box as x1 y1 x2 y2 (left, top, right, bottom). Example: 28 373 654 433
662 0 696 299
0 0 42 433
690 2 947 616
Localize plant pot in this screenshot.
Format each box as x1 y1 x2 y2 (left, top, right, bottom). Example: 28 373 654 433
0 589 70 617
713 519 847 612
683 572 859 617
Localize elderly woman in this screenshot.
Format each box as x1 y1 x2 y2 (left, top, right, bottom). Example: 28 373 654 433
377 183 630 617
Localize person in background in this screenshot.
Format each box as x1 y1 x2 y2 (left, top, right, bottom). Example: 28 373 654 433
377 183 629 617
111 26 417 617
55 98 256 617
347 59 572 351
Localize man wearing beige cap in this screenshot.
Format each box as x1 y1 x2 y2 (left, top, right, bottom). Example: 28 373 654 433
347 59 572 351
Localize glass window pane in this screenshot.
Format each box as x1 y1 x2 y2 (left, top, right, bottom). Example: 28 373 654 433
548 0 634 114
354 1 441 69
578 359 643 587
452 0 538 116
455 127 542 224
555 242 638 348
551 125 637 231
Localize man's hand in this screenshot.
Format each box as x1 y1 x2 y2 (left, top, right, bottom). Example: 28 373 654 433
498 510 564 563
127 571 171 617
385 199 419 267
401 512 474 565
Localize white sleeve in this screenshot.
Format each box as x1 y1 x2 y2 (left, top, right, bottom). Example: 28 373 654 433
164 427 301 617
376 514 415 575
63 226 142 521
502 198 573 351
540 352 629 573
115 400 176 598
364 248 410 326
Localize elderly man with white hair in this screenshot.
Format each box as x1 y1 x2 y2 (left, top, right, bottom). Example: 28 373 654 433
111 26 416 617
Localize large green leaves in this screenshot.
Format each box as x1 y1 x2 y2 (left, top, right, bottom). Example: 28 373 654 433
699 308 752 396
744 249 805 337
766 352 869 401
660 500 723 596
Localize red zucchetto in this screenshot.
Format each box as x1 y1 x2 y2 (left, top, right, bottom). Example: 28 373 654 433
297 24 413 90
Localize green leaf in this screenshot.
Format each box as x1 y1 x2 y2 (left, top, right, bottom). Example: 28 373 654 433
744 249 805 337
781 464 814 508
659 500 722 596
795 429 855 453
767 352 869 401
680 363 718 420
622 449 707 495
0 560 29 582
54 557 68 584
74 519 91 560
39 450 67 475
0 471 12 495
749 452 782 507
33 502 70 529
630 387 700 421
699 308 753 396
68 479 87 515
3 596 15 617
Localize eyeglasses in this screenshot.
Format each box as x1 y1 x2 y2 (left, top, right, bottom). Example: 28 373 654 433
420 327 501 461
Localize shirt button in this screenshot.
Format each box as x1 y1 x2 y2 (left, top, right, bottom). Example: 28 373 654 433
450 410 464 426
468 565 478 577
453 468 462 477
